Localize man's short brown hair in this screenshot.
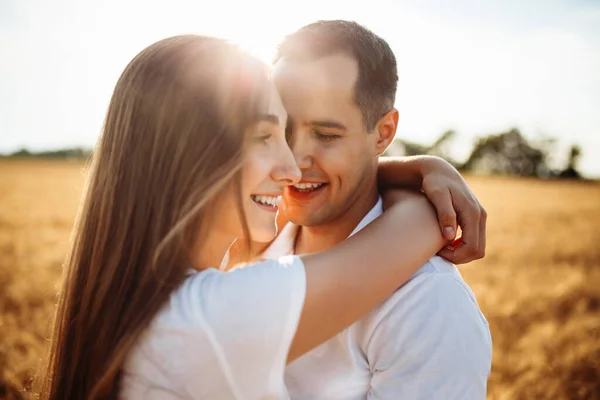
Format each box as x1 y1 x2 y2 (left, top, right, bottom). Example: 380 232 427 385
275 20 398 132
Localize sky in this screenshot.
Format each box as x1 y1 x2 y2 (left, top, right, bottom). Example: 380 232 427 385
1 0 600 177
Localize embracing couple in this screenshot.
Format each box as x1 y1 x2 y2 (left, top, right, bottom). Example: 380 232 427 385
38 20 491 400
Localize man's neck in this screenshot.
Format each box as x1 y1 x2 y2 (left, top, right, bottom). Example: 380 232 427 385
295 186 379 255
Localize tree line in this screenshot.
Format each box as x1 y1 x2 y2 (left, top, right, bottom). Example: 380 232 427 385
385 128 585 179
2 129 586 179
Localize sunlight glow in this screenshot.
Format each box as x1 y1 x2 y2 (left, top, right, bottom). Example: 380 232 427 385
2 0 600 176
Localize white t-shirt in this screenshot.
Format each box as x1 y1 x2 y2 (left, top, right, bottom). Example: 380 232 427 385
264 198 493 400
121 255 306 400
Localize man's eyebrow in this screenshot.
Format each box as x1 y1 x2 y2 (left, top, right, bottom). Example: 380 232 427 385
306 120 347 131
257 114 279 125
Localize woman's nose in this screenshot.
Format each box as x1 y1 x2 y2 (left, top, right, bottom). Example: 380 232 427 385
273 146 301 185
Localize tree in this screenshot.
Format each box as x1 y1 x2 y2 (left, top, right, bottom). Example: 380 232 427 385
10 148 32 157
461 128 549 177
384 130 458 166
558 145 582 179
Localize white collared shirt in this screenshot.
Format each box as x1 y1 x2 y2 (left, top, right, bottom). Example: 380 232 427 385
121 256 306 400
265 197 493 400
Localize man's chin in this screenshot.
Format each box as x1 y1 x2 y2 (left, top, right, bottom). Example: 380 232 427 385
285 209 330 227
282 197 334 225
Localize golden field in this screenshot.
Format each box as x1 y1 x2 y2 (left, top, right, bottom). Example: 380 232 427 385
0 159 599 399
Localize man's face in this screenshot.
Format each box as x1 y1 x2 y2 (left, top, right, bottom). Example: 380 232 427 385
272 53 381 227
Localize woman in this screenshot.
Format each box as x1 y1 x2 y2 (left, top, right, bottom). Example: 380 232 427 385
38 35 456 399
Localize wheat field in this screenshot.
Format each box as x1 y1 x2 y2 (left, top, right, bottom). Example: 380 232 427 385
0 159 599 399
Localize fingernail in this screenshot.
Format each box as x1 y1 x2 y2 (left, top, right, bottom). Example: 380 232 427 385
444 226 454 239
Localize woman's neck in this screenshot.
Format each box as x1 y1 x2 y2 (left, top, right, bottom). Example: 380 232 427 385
192 229 235 271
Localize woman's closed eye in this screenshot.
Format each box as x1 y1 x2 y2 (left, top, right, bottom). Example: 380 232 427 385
255 133 272 145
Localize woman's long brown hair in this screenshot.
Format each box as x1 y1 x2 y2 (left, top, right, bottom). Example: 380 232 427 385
36 35 269 399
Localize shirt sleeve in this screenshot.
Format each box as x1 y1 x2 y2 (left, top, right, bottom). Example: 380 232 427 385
187 255 306 399
366 271 492 400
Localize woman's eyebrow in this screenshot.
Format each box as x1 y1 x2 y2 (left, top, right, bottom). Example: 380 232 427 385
258 114 280 125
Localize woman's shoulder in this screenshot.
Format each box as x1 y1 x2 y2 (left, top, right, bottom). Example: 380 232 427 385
124 256 306 398
156 255 305 330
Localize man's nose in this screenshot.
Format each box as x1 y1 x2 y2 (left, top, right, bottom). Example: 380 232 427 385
289 134 312 171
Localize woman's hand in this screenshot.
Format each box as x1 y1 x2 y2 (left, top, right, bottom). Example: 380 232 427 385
378 156 487 264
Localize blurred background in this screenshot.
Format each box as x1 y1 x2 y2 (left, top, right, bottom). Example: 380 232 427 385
1 0 599 399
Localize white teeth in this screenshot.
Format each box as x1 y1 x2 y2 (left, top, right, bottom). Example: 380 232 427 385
251 195 281 207
293 182 325 191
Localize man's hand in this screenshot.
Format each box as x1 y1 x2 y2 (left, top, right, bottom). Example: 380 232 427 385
378 156 487 264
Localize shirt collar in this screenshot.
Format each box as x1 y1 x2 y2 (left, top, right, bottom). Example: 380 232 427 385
262 196 383 257
348 196 383 238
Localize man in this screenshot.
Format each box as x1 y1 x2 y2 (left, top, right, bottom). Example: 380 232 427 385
266 20 492 399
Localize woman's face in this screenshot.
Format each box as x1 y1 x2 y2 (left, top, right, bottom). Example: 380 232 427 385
220 83 301 243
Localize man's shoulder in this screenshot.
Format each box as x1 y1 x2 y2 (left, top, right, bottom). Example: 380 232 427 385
355 259 492 395
384 256 477 308
411 255 460 278
408 256 480 302
355 256 487 339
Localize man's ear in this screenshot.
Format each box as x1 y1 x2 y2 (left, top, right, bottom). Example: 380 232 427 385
374 108 399 156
